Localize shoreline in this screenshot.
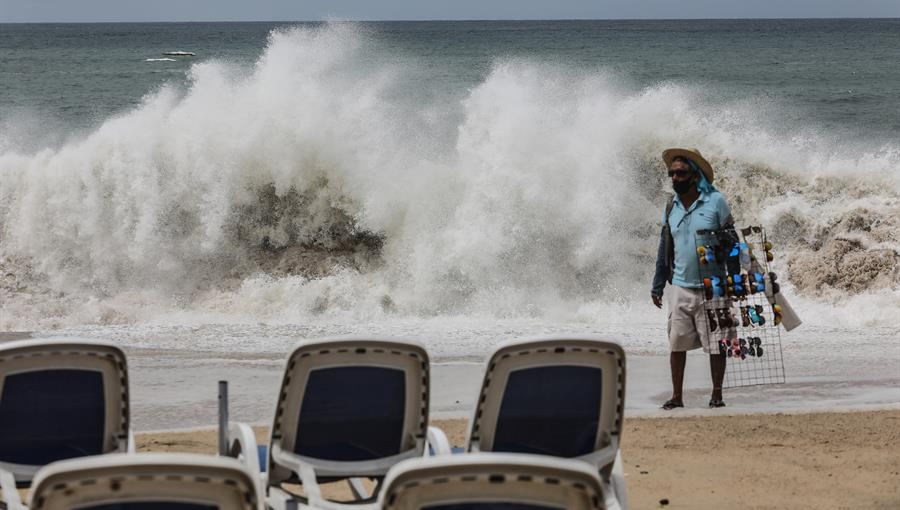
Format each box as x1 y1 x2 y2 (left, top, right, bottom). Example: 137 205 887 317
137 410 900 510
4 330 899 430
134 402 900 436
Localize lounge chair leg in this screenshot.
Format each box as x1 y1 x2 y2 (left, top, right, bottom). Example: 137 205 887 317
298 464 323 504
348 477 370 500
426 426 452 455
0 470 25 510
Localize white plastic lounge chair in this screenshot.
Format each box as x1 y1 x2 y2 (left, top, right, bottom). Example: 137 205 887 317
2 453 260 510
379 452 613 510
226 338 450 510
465 337 628 509
0 340 133 488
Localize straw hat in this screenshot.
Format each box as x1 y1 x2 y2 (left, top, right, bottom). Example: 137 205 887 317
662 148 714 183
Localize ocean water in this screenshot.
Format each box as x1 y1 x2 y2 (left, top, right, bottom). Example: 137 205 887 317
1 20 898 428
3 20 900 147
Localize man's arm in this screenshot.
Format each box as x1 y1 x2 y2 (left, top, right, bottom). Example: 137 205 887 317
651 224 670 307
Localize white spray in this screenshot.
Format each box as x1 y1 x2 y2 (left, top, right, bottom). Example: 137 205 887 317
1 24 897 330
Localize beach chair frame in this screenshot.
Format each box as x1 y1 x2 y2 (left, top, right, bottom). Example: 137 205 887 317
379 452 612 510
468 337 625 464
18 453 259 510
466 336 628 508
227 337 448 509
0 339 133 485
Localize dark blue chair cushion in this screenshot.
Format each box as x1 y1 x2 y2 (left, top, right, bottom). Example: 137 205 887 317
294 366 406 461
493 365 602 458
80 503 218 510
0 369 105 465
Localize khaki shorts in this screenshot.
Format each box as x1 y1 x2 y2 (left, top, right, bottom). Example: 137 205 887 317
667 285 735 354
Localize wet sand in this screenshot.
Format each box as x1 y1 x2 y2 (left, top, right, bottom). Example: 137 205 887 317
8 328 899 430
138 410 900 510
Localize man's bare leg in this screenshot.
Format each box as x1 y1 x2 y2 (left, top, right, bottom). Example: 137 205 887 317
709 353 726 401
670 351 687 401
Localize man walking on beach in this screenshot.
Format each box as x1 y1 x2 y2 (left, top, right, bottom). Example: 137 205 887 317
651 148 734 409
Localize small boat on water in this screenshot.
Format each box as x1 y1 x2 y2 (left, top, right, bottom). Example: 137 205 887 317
162 51 195 56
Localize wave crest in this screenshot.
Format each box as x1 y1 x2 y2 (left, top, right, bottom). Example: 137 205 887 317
1 23 898 328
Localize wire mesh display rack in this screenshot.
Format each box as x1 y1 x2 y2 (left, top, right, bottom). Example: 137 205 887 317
695 225 786 388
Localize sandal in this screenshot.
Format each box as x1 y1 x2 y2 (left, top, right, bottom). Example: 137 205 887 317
661 399 684 410
708 398 726 408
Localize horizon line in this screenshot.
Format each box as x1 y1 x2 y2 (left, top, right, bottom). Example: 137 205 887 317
2 16 899 24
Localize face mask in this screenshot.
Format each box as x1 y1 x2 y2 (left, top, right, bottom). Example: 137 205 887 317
673 178 695 194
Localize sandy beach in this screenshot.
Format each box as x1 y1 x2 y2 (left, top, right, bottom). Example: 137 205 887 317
137 410 900 510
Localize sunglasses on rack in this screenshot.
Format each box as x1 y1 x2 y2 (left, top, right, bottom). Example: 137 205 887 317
741 226 763 236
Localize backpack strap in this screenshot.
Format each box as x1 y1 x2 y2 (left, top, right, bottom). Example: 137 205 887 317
665 194 675 226
662 195 676 284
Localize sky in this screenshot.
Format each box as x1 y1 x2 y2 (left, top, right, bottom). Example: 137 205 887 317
0 0 898 23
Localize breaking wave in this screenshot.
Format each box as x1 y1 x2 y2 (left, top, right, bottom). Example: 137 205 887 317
1 24 897 330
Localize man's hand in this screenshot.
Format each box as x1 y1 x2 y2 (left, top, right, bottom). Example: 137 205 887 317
652 294 663 309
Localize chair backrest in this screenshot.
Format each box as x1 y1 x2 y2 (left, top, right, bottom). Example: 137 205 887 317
467 337 625 466
379 453 607 510
267 337 430 485
27 453 259 510
0 340 129 480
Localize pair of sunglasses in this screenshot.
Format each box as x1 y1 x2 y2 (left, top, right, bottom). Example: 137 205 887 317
772 304 783 325
739 307 752 327
748 272 766 294
746 337 764 357
720 337 764 358
743 305 766 326
704 276 726 298
741 226 763 236
667 169 691 178
707 308 738 331
719 338 747 359
726 273 747 297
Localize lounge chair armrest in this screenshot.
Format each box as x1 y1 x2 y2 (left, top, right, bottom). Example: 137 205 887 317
227 422 262 471
270 445 326 508
268 486 371 510
265 486 295 510
270 445 377 509
0 468 25 510
227 421 264 499
604 491 624 510
269 482 379 510
426 426 452 456
581 443 619 473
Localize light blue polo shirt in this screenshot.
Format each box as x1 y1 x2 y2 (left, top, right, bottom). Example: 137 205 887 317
665 190 733 288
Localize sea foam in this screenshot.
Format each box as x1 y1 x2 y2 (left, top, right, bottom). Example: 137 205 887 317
1 23 897 330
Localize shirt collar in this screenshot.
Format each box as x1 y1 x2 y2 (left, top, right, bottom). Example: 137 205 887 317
673 189 708 210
